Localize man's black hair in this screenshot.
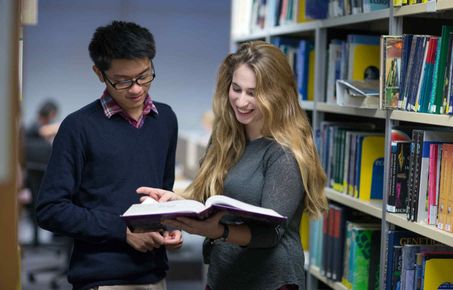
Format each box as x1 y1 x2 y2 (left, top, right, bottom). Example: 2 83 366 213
88 21 156 71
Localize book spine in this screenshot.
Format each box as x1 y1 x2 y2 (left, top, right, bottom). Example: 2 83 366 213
428 143 439 224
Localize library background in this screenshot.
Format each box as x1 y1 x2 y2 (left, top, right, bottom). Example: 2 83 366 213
2 0 453 289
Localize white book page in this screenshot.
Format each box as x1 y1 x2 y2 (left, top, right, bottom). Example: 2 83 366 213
205 195 283 218
122 200 206 216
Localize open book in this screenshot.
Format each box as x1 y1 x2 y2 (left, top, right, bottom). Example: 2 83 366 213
121 195 287 233
336 79 380 108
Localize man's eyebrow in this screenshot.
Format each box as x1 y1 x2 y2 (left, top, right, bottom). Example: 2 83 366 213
112 67 151 79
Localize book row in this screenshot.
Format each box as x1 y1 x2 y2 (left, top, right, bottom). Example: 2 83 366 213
387 127 453 234
380 25 453 114
309 203 453 290
317 121 384 201
231 0 389 37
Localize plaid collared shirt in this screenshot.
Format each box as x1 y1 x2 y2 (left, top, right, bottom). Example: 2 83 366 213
100 90 158 128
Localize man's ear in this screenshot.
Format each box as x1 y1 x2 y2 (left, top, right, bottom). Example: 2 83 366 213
92 65 104 83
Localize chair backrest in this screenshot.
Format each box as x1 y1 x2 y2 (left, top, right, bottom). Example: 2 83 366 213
24 137 52 198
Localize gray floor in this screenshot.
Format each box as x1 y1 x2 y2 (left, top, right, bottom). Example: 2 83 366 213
19 210 206 290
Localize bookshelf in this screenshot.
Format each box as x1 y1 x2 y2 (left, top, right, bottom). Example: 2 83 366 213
230 1 453 290
386 213 453 247
309 266 348 290
325 188 383 219
316 102 387 119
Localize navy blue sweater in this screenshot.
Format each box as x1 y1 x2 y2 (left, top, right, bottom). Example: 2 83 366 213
36 100 178 290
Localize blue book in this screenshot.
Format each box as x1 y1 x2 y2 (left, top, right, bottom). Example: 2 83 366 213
384 231 421 290
305 0 328 19
363 0 389 13
296 40 313 100
271 36 301 48
399 35 413 109
407 36 428 112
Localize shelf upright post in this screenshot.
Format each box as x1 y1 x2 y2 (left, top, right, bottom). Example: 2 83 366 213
307 25 327 290
379 3 403 289
312 27 327 136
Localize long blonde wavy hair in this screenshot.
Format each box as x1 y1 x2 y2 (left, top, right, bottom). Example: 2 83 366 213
184 41 327 218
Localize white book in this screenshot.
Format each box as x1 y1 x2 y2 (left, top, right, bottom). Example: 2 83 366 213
121 195 287 233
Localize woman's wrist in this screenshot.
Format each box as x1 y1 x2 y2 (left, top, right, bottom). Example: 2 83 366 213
209 223 229 242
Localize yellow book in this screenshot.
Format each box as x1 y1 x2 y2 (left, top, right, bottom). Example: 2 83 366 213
349 44 380 80
299 212 309 251
296 0 308 23
423 258 453 290
359 135 385 201
393 0 403 6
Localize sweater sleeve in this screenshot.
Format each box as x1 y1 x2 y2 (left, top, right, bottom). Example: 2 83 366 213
247 148 305 248
162 108 178 191
35 116 126 244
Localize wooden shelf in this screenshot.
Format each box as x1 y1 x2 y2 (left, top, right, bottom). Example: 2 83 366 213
321 9 389 28
386 213 453 247
316 102 387 119
394 2 433 16
394 0 453 17
309 266 348 290
437 0 453 11
325 188 383 219
389 110 453 127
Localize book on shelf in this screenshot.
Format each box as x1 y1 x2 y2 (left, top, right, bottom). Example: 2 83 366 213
347 223 381 290
380 35 403 109
387 141 411 213
423 258 453 290
383 230 427 290
347 34 380 81
429 25 453 114
121 195 287 233
437 143 452 231
416 131 453 224
400 242 448 290
362 0 389 13
359 134 385 201
336 79 380 108
444 144 453 233
296 39 315 101
326 39 344 104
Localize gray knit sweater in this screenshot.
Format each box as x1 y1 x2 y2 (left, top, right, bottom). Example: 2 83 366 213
205 138 306 290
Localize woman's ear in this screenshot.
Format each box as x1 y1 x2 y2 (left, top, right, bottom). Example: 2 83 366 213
92 65 104 83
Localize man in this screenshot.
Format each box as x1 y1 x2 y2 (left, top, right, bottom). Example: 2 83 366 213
36 21 182 290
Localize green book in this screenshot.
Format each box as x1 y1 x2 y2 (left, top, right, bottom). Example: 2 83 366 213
429 25 453 114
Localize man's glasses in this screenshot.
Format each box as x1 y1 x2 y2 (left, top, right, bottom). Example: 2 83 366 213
102 70 156 90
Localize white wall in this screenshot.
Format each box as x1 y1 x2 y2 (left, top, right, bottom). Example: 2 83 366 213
22 0 231 131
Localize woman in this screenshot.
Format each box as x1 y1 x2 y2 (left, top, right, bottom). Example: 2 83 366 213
138 41 327 290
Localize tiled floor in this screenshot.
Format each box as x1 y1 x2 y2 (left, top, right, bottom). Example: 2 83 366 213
19 210 205 290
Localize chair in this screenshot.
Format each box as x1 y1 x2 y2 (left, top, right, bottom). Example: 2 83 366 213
24 136 72 289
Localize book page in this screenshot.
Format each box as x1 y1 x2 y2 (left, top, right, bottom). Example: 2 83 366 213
122 199 206 217
205 195 284 218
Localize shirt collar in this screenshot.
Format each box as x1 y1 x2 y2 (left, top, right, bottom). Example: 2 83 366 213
100 90 158 119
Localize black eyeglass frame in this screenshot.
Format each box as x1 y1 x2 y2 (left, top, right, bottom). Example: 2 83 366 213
101 69 156 90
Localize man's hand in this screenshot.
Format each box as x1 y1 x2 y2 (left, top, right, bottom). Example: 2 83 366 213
136 187 184 202
163 230 183 250
126 228 166 253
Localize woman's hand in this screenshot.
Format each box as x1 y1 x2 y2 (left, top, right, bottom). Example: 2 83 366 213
136 187 184 202
162 212 226 240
